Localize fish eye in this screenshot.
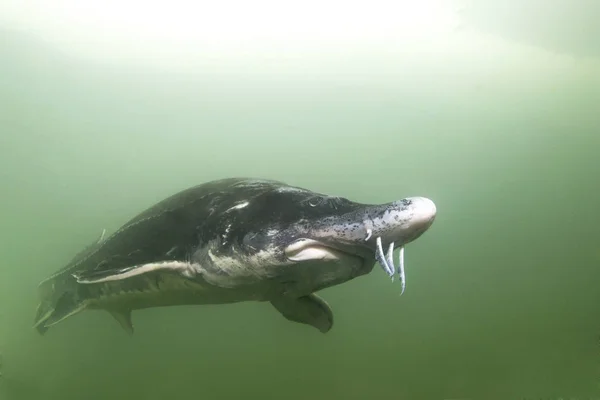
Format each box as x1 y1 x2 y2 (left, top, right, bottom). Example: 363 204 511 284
307 196 324 207
306 196 346 208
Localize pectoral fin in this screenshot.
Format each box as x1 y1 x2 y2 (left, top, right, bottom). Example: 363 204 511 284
270 293 333 333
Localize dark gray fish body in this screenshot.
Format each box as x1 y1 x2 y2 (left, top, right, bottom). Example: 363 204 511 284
34 178 437 335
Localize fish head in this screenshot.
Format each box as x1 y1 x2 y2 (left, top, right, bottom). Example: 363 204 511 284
207 181 437 292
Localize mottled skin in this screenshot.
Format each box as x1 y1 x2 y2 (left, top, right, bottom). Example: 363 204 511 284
33 178 436 335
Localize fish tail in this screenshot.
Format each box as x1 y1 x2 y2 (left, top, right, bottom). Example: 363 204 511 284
33 274 86 335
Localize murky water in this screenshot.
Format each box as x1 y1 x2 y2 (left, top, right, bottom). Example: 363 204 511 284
1 3 600 399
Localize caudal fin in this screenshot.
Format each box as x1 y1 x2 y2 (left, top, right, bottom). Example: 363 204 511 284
33 230 109 335
33 274 86 335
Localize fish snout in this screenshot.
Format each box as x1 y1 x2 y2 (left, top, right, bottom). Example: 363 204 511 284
404 196 437 232
362 196 437 293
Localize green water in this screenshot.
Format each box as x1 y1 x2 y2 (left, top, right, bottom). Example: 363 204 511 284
1 17 600 400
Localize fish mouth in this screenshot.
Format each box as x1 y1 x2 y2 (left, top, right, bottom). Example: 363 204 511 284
283 238 409 293
284 239 371 269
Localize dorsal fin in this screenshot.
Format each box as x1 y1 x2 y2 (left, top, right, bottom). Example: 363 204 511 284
37 229 110 294
68 229 106 265
55 229 107 274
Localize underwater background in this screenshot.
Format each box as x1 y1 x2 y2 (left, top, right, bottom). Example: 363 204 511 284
1 1 599 399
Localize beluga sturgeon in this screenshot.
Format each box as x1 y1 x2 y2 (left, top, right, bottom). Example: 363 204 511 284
33 178 437 335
